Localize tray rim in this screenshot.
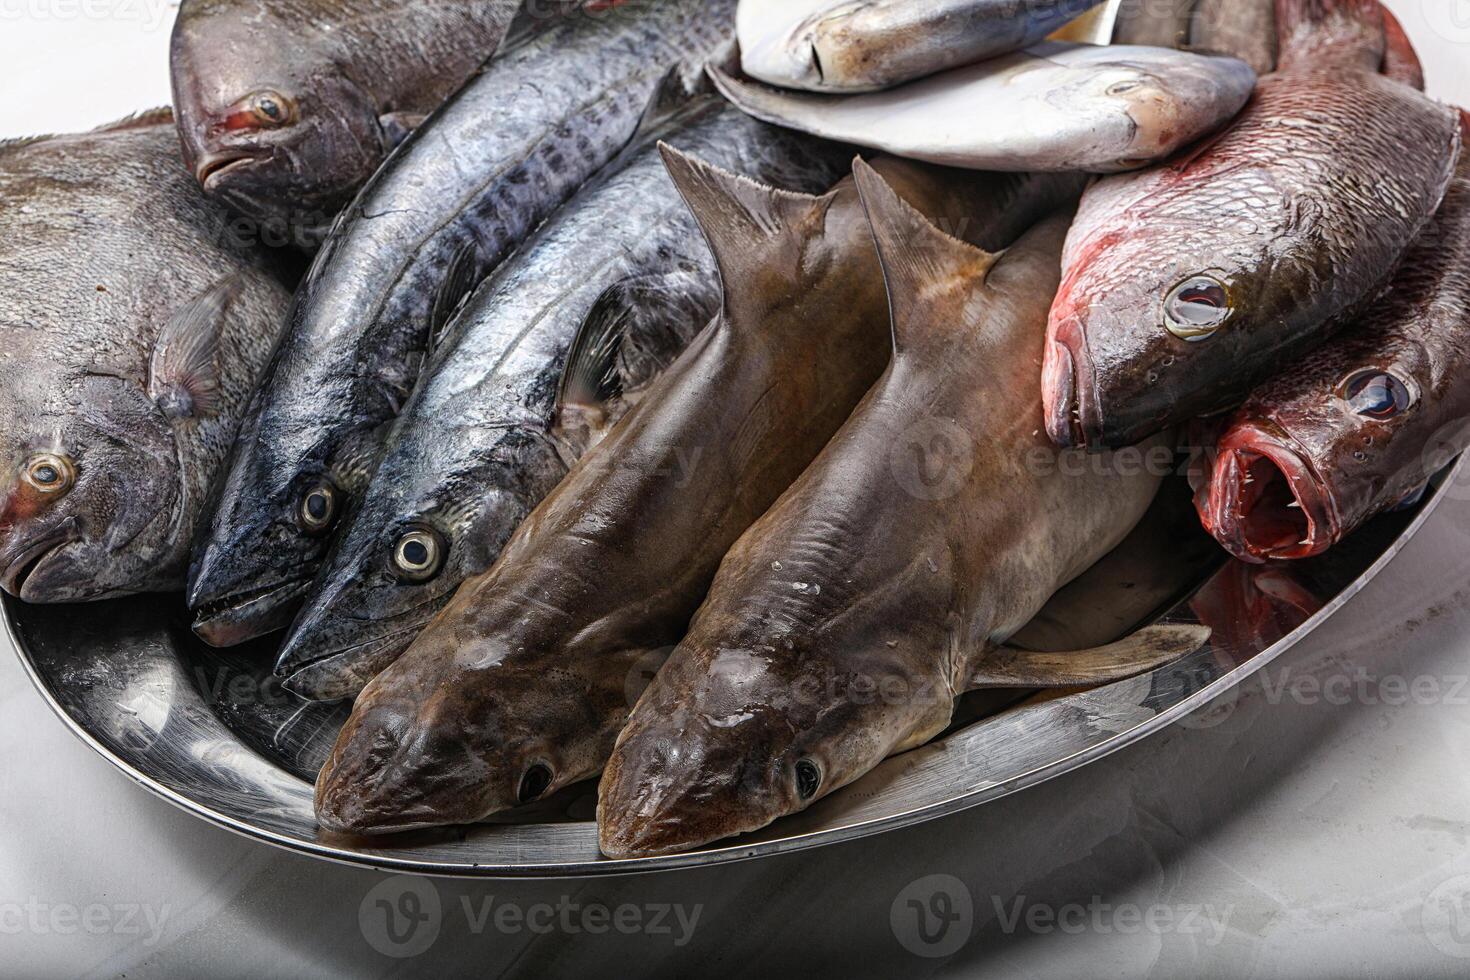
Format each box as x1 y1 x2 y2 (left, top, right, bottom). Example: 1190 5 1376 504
9 455 1464 878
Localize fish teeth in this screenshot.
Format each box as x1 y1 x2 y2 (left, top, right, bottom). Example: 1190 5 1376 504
1287 501 1301 509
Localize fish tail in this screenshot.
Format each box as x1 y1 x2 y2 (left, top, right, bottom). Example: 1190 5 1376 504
1275 0 1384 70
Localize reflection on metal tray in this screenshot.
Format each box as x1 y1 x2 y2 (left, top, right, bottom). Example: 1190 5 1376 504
7 457 1463 877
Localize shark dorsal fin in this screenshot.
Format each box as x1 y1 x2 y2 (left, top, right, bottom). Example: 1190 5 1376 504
659 143 831 319
852 157 999 356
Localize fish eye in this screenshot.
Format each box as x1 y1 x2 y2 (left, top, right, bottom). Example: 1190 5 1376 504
23 453 75 495
392 527 444 582
517 762 555 804
795 758 822 800
247 90 296 128
298 481 339 534
1107 79 1143 96
1341 370 1415 420
1164 275 1232 341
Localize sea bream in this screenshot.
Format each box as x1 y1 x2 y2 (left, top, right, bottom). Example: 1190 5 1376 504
171 0 530 238
311 152 1087 833
711 42 1256 173
0 114 293 602
598 163 1205 859
738 0 1107 93
274 103 851 702
188 0 739 648
1043 0 1460 451
1195 110 1470 563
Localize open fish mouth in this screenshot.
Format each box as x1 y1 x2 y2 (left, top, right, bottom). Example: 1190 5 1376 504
1200 424 1340 563
194 150 263 191
191 577 312 647
278 623 428 701
0 527 80 600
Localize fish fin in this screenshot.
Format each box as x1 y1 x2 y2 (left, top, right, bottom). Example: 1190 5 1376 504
971 625 1211 689
1378 5 1425 90
428 241 481 353
660 143 831 318
633 62 710 138
553 281 633 447
378 111 428 150
93 107 174 133
148 274 242 421
852 157 999 356
706 63 829 133
1276 0 1384 70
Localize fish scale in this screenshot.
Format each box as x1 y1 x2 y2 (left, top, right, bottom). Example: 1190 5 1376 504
1044 0 1460 450
188 0 738 648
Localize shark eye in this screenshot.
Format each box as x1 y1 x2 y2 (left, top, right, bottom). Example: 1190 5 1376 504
299 481 339 534
517 762 554 804
249 90 296 127
795 758 822 800
392 527 444 582
24 453 75 495
1165 275 1232 341
1341 370 1415 420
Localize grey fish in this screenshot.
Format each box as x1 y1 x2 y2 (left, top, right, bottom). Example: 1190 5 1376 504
738 0 1108 92
274 102 850 701
598 163 1201 858
0 114 293 602
171 0 529 238
1111 0 1193 48
1188 0 1278 76
310 152 1087 832
711 42 1256 173
188 0 739 648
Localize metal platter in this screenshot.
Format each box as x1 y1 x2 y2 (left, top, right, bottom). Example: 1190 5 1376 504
6 456 1464 878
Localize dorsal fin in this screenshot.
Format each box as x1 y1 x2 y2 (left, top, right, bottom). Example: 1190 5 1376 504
92 107 175 133
659 143 831 318
851 157 998 356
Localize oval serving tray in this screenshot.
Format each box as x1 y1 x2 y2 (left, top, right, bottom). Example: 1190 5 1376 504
7 457 1463 877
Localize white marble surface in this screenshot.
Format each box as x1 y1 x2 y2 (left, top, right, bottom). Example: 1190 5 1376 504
4 2 1470 977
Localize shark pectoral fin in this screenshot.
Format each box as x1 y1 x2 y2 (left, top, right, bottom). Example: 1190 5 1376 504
148 273 242 421
378 111 428 150
659 143 832 316
852 157 1000 356
971 624 1211 689
553 281 634 452
428 239 481 354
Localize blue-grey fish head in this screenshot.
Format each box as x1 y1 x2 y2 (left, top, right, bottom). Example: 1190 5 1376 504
0 360 185 602
171 7 384 230
274 471 532 702
186 399 335 646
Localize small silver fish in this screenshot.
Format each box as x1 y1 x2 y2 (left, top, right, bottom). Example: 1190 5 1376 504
738 0 1108 92
712 42 1256 173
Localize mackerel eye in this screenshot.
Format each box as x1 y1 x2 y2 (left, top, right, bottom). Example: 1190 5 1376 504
24 453 75 495
517 762 554 804
1342 370 1415 420
299 482 338 534
392 527 444 583
795 758 822 800
1164 275 1232 341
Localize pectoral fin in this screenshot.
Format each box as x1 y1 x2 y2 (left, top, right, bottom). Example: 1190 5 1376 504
970 624 1211 689
148 274 241 421
428 240 481 353
379 111 428 150
553 281 633 452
